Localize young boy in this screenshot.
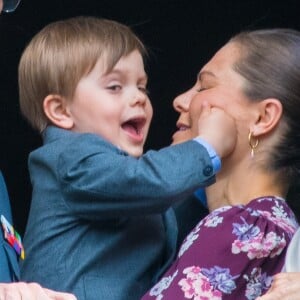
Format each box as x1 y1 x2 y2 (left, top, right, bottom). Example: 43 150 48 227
18 17 236 300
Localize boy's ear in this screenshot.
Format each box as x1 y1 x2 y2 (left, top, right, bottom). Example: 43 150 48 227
250 98 283 137
43 94 74 129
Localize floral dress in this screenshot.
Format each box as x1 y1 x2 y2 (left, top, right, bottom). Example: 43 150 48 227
142 196 298 300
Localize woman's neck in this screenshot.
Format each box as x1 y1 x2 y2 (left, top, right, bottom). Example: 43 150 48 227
206 159 287 212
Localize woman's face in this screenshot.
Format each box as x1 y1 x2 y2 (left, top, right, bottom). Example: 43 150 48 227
172 42 257 147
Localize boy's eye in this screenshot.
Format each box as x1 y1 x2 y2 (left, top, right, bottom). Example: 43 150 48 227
107 85 122 91
139 86 149 95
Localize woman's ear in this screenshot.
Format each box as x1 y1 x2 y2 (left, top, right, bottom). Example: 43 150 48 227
43 94 74 129
250 98 283 137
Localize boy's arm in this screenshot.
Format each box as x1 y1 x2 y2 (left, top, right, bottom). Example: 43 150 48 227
57 137 216 218
52 105 235 219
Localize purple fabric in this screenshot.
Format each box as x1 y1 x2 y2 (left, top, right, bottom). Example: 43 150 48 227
142 196 299 300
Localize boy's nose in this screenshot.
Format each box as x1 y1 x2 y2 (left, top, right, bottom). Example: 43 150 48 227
131 89 147 106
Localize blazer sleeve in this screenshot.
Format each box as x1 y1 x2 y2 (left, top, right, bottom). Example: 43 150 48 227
55 134 215 218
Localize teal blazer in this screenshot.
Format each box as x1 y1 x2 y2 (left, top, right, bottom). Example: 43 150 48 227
20 126 215 300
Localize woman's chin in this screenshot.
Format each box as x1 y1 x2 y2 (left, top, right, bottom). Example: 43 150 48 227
171 132 192 145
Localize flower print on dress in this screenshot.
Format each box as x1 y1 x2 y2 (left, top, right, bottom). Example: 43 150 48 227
178 266 222 299
178 266 237 299
272 199 288 218
249 197 297 235
200 206 230 229
178 230 199 257
177 203 227 257
256 196 277 203
232 217 286 259
204 215 223 228
269 199 297 234
232 216 260 241
201 266 238 294
211 206 231 216
149 270 178 300
180 205 228 253
192 206 229 232
243 267 272 300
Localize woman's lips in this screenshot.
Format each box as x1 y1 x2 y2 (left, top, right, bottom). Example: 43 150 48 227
172 125 191 144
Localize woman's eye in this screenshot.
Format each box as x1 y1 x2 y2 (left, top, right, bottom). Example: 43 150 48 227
196 87 206 92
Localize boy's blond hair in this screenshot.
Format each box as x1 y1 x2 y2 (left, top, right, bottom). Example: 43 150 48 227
18 16 146 132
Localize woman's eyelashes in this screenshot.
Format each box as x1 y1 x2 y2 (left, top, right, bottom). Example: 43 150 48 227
196 83 212 92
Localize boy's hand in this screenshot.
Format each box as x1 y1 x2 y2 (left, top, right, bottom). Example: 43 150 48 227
194 102 237 158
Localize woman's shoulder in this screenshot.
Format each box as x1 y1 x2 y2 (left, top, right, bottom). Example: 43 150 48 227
158 196 296 300
182 195 299 256
208 196 298 234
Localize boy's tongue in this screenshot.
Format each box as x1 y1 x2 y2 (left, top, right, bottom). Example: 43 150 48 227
122 123 138 135
122 122 143 142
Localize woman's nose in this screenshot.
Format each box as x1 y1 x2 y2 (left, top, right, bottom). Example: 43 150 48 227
173 90 193 112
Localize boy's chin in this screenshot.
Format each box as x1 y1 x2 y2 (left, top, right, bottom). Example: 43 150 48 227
124 146 144 158
130 150 144 158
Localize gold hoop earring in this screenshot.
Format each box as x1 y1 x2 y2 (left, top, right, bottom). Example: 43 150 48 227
248 131 259 158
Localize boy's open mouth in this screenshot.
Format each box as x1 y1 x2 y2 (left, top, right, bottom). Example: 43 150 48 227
121 117 146 141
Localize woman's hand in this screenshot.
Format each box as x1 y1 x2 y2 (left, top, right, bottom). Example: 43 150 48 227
256 272 300 300
0 282 77 300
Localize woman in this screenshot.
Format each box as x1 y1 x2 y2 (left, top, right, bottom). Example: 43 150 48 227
142 28 300 299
